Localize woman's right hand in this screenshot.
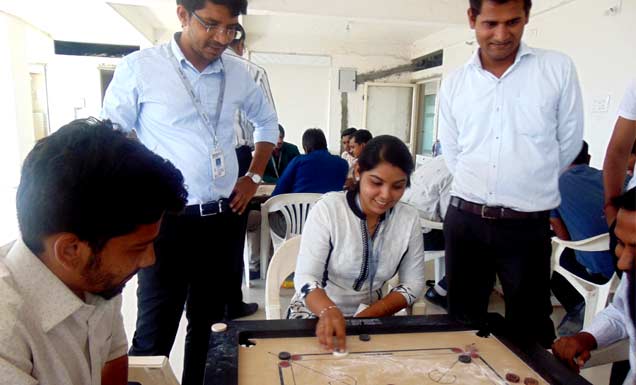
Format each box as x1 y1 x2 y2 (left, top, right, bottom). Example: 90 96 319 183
316 306 347 352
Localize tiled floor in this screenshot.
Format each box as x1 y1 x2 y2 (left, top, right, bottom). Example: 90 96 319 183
121 261 613 384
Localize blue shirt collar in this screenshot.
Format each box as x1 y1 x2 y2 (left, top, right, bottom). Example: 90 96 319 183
170 33 224 75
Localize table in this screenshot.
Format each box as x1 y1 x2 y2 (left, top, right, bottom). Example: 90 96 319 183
252 184 275 204
204 314 592 385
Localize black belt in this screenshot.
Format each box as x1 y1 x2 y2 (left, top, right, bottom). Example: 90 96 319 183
182 198 232 217
449 196 549 220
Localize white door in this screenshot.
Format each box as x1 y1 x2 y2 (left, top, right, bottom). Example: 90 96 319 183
362 82 418 154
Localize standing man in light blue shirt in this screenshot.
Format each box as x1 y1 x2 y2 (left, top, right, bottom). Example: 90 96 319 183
101 1 278 384
438 0 583 348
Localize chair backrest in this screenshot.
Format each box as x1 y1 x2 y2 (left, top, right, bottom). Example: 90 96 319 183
265 236 301 319
128 356 180 385
550 233 620 328
262 193 323 240
260 193 322 275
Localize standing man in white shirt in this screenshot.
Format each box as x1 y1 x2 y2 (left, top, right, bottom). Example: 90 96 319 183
0 118 187 385
603 79 636 226
438 0 583 348
101 1 278 384
552 187 636 385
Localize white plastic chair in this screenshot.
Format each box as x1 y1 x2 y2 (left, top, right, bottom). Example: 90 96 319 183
259 193 322 275
420 218 445 283
550 233 620 329
128 356 180 385
265 236 301 319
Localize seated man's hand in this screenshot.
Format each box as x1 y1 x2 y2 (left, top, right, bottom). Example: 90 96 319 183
315 307 347 353
551 332 597 373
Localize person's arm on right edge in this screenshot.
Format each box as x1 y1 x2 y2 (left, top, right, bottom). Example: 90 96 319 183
552 278 630 372
603 117 636 224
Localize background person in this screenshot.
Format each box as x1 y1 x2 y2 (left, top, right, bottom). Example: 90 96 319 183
263 124 301 183
349 129 373 159
272 128 348 195
344 129 373 189
341 127 357 167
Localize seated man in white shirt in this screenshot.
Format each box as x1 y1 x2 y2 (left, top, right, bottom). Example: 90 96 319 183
400 155 453 308
0 118 187 385
552 187 636 385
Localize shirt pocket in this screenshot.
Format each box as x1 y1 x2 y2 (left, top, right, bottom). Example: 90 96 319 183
511 97 557 138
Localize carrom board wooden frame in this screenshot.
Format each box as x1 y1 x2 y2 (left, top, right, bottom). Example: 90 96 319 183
204 314 592 385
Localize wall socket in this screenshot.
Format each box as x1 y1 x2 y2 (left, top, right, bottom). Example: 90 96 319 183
591 95 611 114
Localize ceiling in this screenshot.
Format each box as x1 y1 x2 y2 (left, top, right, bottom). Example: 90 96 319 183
1 0 575 56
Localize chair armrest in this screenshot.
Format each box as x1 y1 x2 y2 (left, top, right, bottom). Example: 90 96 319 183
420 218 443 230
551 233 609 253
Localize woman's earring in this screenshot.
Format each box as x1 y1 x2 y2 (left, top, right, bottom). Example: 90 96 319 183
355 176 360 182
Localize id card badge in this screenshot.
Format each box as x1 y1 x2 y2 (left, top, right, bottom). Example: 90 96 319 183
211 148 226 179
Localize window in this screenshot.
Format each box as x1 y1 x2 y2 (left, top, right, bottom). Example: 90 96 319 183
414 79 440 156
362 82 417 152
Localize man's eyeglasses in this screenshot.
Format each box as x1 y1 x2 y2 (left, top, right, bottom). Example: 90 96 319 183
191 12 243 40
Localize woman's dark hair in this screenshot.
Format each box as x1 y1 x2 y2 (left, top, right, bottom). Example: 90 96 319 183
302 128 328 154
16 118 188 255
278 124 285 138
351 129 373 145
469 0 532 16
355 135 414 188
177 0 247 16
341 127 357 138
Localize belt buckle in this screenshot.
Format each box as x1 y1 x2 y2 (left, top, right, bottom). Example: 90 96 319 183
481 205 500 220
199 202 220 217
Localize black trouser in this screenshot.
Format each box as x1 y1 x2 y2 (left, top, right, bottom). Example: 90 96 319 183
228 145 253 303
129 210 244 385
443 204 556 348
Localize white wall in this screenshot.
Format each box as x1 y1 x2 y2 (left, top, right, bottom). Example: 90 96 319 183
252 54 332 150
46 55 121 133
524 0 636 168
411 0 636 169
247 36 414 152
328 54 413 152
0 13 53 243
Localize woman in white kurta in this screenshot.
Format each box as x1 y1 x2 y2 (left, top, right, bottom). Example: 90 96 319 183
287 135 426 352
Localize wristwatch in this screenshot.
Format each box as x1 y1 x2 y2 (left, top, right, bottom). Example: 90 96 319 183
245 171 262 184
